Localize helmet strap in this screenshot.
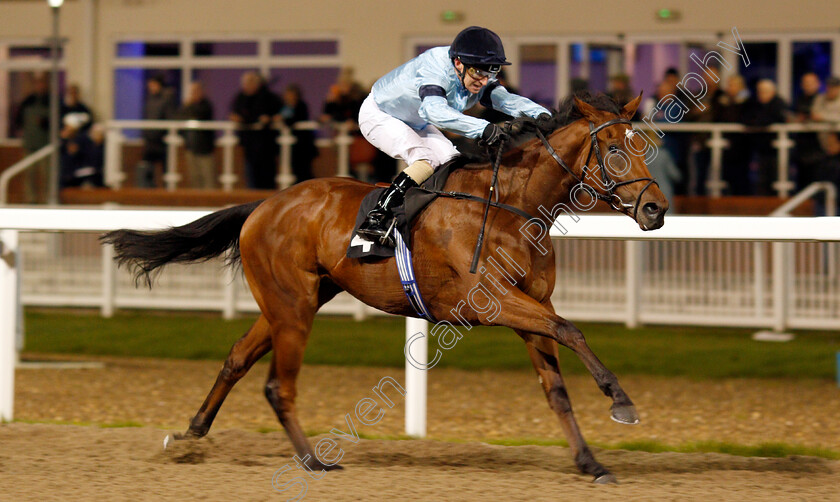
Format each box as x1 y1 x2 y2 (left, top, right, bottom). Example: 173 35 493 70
453 58 467 89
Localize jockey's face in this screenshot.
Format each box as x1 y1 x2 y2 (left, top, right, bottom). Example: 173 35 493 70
454 59 490 94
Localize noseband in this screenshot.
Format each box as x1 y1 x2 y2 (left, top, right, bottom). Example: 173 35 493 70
536 118 659 221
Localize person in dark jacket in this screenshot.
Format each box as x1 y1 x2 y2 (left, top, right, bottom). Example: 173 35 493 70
714 75 751 195
280 84 317 183
14 73 50 202
136 74 177 188
743 79 789 195
178 82 216 188
230 72 282 189
792 73 823 189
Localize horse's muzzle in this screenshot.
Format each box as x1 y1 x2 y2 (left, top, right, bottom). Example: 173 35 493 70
638 201 666 230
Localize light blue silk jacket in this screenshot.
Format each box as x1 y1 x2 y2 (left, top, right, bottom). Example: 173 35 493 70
371 46 549 139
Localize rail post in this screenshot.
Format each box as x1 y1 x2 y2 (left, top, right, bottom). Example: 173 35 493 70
625 240 642 328
101 242 116 318
163 127 182 190
222 266 237 320
277 124 297 189
334 123 353 178
772 130 795 198
219 128 238 191
706 129 728 197
0 229 20 421
772 241 793 332
104 127 125 189
405 317 428 437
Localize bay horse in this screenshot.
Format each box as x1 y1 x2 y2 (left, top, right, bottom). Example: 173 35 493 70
102 92 667 484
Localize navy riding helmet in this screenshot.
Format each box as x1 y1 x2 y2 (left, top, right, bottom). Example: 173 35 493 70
448 26 511 72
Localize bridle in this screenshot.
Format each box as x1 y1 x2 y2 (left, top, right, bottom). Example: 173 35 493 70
536 118 659 222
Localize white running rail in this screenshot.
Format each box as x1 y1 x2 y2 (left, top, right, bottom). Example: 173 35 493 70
3 208 840 432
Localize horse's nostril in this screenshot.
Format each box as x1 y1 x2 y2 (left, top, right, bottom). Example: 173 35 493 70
643 202 660 217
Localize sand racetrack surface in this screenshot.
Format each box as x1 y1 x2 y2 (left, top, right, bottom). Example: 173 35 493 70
1 424 839 501
3 356 840 501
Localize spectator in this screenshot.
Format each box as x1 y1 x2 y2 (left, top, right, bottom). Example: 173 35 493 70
650 77 689 194
280 84 318 183
178 82 216 189
59 83 95 191
792 73 824 189
60 122 104 189
321 67 366 124
60 84 93 135
136 74 177 188
642 129 682 206
811 76 840 123
607 74 637 116
814 131 840 214
714 74 751 195
13 72 50 202
321 67 374 181
685 66 724 195
230 71 282 189
743 79 789 195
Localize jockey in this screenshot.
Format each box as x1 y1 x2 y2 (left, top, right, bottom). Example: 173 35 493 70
356 26 551 246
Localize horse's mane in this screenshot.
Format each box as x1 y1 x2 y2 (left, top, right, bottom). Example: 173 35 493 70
547 90 622 130
458 90 622 161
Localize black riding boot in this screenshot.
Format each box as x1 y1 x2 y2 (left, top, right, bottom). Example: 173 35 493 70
357 171 418 247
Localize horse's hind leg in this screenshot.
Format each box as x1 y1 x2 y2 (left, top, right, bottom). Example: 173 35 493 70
517 329 616 484
178 315 272 439
178 281 343 440
262 299 343 471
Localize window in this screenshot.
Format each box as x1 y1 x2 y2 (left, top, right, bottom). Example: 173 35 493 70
112 35 342 130
0 41 66 140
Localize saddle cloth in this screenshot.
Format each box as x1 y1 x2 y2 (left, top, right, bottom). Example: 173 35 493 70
345 159 466 322
345 159 461 259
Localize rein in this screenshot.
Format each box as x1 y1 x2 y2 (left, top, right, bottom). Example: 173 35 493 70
469 138 506 274
416 116 660 271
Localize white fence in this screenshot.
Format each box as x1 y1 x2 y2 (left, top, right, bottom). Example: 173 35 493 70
97 119 840 196
3 208 840 430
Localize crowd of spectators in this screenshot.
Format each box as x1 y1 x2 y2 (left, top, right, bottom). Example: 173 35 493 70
628 68 840 199
8 66 840 203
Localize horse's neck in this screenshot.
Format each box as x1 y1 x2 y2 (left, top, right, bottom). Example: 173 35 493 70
444 131 586 219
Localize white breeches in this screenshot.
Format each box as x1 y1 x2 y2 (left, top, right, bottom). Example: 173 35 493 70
358 94 459 172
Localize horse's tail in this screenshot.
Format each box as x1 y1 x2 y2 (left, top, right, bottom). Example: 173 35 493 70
100 200 264 287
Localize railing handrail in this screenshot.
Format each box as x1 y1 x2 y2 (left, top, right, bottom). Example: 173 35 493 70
0 145 55 205
105 119 324 132
771 181 837 217
100 119 840 134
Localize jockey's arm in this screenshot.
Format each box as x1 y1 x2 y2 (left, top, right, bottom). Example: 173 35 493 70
480 82 550 120
417 88 489 139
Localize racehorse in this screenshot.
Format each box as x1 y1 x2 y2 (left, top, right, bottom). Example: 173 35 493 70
102 92 667 484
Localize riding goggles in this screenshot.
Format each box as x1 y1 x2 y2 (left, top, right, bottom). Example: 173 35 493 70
466 65 500 80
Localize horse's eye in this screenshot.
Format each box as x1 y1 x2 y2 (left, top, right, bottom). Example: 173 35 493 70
608 144 619 153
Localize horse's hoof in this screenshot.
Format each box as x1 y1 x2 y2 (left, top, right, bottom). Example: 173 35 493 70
593 473 619 484
172 432 193 441
307 459 344 472
610 403 640 425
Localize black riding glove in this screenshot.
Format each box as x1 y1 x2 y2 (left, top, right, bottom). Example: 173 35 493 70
506 117 536 136
481 123 509 147
535 113 553 133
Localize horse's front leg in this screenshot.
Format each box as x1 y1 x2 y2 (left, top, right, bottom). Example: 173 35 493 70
515 328 616 483
486 288 639 425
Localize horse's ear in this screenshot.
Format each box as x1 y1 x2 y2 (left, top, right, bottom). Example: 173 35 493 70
574 97 601 121
620 92 643 119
